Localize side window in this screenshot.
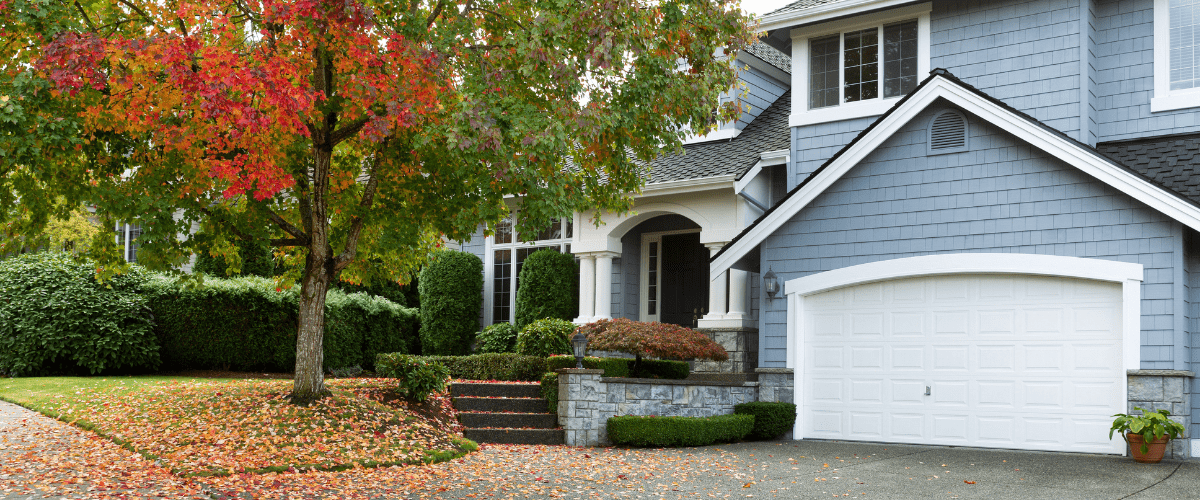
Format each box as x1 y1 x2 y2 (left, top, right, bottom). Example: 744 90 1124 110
1153 0 1200 111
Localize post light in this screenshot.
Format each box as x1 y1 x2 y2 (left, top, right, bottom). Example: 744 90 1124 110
763 267 779 301
571 331 588 369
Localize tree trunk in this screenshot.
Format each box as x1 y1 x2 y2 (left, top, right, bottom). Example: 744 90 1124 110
290 144 334 405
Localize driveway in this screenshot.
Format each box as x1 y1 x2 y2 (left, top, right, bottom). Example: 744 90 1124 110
2 399 1198 499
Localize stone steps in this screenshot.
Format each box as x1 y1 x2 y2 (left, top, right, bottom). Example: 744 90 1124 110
450 382 563 445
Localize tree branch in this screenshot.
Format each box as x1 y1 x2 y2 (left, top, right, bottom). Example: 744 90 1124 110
263 207 307 240
74 1 97 31
426 0 446 28
271 238 310 247
333 158 380 271
329 115 371 146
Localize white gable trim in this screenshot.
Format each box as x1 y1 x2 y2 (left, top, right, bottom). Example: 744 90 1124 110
759 0 918 33
711 75 1200 278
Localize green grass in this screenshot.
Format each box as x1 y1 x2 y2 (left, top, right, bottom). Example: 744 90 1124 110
0 375 236 413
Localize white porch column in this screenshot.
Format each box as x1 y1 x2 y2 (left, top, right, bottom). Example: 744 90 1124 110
703 243 727 320
593 252 616 320
575 254 597 324
726 268 749 320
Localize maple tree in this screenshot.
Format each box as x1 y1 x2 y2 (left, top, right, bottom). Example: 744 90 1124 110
0 0 756 403
579 317 728 374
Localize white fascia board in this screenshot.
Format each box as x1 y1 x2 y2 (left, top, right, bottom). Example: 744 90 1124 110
758 0 918 32
638 175 735 197
682 127 740 145
711 75 1200 277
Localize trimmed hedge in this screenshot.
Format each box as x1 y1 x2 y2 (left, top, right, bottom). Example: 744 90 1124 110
0 253 159 376
631 359 689 380
541 372 558 414
514 249 578 329
476 323 518 354
335 277 408 307
515 318 573 358
144 275 417 372
375 353 451 402
194 238 275 278
734 402 797 440
418 250 483 355
607 414 755 447
415 353 547 381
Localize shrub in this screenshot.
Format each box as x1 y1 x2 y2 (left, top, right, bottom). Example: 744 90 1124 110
193 238 275 277
734 402 797 440
515 318 574 358
579 318 726 374
375 354 451 402
0 253 160 376
418 250 483 355
145 275 417 372
541 372 558 414
417 353 547 381
545 355 631 378
334 277 408 307
631 359 689 380
514 249 578 329
476 323 519 354
607 414 754 447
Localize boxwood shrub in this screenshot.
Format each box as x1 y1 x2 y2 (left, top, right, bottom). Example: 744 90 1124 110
515 318 573 358
631 359 689 380
375 353 451 402
0 253 160 376
418 250 483 355
145 275 417 372
476 323 518 354
413 353 547 381
734 402 797 440
514 249 578 329
607 414 755 447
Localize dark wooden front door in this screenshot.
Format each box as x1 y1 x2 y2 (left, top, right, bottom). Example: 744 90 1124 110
659 233 709 327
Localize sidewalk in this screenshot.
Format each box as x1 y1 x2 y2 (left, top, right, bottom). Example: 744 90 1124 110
3 398 1199 499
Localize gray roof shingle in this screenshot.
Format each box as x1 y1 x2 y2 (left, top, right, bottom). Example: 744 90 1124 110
643 90 791 184
743 42 791 74
766 0 843 16
1098 133 1200 206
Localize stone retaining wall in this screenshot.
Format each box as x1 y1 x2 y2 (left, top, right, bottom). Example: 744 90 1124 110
556 367 794 446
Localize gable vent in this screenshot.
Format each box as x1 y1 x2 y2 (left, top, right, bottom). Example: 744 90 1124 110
928 110 968 154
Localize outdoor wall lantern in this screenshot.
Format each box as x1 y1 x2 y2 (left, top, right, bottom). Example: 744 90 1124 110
763 267 779 301
571 331 588 368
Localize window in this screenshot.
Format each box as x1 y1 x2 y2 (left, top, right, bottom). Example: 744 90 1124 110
1154 0 1200 111
790 4 930 127
488 215 573 324
115 222 141 263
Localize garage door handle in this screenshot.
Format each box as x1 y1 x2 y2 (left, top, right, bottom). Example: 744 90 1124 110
925 386 931 396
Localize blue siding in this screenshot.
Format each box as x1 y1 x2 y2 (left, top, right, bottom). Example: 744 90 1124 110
791 116 876 188
930 0 1084 140
1187 231 1200 435
762 105 1183 368
1095 0 1200 141
736 68 788 131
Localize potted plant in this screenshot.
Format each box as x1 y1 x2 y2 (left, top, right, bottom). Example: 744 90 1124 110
1109 407 1187 463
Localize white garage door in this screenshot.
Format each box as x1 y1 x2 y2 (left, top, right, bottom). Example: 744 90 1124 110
801 274 1125 454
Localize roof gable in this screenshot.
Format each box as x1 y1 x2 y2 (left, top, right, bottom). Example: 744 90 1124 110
710 70 1200 276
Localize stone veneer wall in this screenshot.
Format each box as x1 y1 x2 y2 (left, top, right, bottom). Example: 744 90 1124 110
556 367 795 446
1127 370 1193 459
693 327 758 374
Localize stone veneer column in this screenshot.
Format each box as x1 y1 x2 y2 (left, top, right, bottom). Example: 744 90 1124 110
1127 369 1193 459
593 253 615 320
756 367 795 440
557 368 606 446
574 255 596 324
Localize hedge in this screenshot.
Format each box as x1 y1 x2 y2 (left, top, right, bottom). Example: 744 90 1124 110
540 372 558 414
145 275 417 372
0 253 159 376
409 353 547 381
734 402 797 440
607 414 755 447
545 355 630 378
418 250 482 355
514 249 577 328
631 359 689 380
334 277 408 307
193 238 275 278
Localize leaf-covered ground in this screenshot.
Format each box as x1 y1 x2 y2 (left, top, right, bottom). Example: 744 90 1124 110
1 377 471 477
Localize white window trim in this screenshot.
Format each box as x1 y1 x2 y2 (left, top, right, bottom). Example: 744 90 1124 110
1153 0 1200 112
484 215 573 325
782 253 1144 446
789 3 931 128
639 229 701 322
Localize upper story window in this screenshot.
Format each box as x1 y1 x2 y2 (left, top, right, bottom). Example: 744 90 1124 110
790 3 930 127
1153 0 1200 111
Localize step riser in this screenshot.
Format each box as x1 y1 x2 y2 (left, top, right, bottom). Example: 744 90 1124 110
451 383 542 399
464 428 565 446
458 413 558 429
453 397 548 413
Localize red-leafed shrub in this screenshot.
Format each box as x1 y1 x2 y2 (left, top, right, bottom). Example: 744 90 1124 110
578 318 727 374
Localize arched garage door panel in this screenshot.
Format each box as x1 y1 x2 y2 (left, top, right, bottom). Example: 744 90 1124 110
800 274 1124 454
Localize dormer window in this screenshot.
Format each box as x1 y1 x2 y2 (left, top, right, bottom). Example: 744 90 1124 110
790 3 930 127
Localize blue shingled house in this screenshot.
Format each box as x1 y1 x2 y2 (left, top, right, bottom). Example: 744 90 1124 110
451 0 1200 458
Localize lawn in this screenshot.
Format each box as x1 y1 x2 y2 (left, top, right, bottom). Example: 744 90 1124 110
0 376 475 477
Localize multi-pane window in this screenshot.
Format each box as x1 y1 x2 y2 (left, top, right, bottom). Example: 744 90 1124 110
115 223 141 263
490 215 573 324
1171 0 1200 90
808 19 919 109
646 241 659 316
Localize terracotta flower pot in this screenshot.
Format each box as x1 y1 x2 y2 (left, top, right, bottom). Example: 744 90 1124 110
1126 433 1170 463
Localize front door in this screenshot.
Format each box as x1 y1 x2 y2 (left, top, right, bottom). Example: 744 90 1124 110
658 233 709 327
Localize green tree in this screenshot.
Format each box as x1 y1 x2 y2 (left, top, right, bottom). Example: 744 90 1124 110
1 0 756 403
